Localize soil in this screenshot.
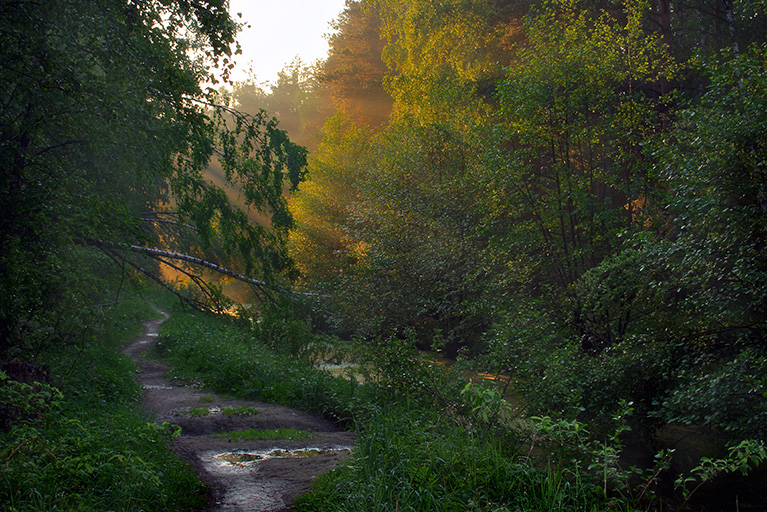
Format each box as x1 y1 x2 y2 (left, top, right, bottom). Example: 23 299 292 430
123 312 354 512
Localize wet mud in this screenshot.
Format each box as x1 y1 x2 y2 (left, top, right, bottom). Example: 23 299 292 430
124 313 354 512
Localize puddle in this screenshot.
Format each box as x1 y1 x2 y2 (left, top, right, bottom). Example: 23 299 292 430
143 384 175 390
215 447 352 467
316 362 365 382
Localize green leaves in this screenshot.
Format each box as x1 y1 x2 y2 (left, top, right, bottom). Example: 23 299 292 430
675 439 767 508
0 0 309 355
493 0 675 288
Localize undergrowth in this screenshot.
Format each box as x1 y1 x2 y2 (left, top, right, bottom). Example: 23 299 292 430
0 291 207 512
155 309 370 425
155 307 669 511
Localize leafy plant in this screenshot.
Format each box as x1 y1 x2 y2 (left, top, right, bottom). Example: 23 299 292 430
0 293 207 511
675 440 767 509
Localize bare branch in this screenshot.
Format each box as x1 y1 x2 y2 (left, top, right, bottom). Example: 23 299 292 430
97 244 207 311
33 139 87 158
140 211 181 217
141 218 198 231
128 244 269 290
81 238 329 300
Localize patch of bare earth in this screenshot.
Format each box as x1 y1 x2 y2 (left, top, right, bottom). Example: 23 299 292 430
123 313 354 512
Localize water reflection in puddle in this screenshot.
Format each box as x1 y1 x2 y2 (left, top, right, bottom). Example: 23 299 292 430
216 447 352 467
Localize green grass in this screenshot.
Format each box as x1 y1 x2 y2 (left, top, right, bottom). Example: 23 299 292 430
0 289 208 512
213 428 313 441
155 309 365 423
184 406 213 417
179 405 260 417
155 307 645 512
292 407 616 512
221 405 261 416
199 395 216 403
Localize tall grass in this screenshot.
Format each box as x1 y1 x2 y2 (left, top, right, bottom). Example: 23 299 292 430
0 291 207 512
155 307 648 512
293 409 601 512
155 309 370 424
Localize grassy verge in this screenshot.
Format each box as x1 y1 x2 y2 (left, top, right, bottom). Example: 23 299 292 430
154 309 368 424
0 291 207 512
155 307 651 511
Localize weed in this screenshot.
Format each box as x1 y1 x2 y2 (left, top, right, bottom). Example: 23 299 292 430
221 406 261 416
676 439 767 509
184 406 213 417
213 428 313 441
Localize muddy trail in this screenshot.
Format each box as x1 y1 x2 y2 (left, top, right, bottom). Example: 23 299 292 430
124 312 354 512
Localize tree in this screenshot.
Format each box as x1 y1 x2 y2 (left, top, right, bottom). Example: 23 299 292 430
372 0 504 125
488 0 674 297
0 0 307 358
319 0 393 127
289 1 537 348
289 113 376 288
658 46 767 438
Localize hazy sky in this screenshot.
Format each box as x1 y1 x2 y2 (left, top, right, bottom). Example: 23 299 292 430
228 0 347 85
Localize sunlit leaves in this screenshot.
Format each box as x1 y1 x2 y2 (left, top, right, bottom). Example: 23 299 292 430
321 2 393 127
373 0 502 124
0 0 308 354
489 0 675 290
289 113 376 284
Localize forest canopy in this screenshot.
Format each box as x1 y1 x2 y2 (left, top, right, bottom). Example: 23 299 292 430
0 0 307 357
2 0 766 510
279 0 767 439
2 0 765 447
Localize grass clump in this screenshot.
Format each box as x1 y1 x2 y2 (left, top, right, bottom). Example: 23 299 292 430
213 428 313 441
221 406 261 416
184 406 213 417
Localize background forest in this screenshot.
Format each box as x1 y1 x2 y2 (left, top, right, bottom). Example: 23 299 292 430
233 0 767 442
2 0 766 510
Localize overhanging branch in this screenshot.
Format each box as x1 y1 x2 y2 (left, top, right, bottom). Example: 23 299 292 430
127 244 270 290
81 238 330 299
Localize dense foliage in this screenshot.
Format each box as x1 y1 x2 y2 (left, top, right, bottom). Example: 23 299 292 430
0 292 206 511
284 0 767 449
0 0 306 359
154 306 767 511
3 0 767 510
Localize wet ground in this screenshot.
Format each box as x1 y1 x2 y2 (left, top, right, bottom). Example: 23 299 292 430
124 312 354 512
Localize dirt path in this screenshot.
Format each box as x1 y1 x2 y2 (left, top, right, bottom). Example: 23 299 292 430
124 312 354 512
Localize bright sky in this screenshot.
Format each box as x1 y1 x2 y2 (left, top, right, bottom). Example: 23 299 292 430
228 0 348 86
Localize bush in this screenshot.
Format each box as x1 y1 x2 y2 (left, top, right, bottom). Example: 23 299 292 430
0 292 206 511
662 349 767 439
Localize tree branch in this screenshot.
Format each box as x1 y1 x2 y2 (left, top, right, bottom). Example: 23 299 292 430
81 238 329 300
127 244 270 290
